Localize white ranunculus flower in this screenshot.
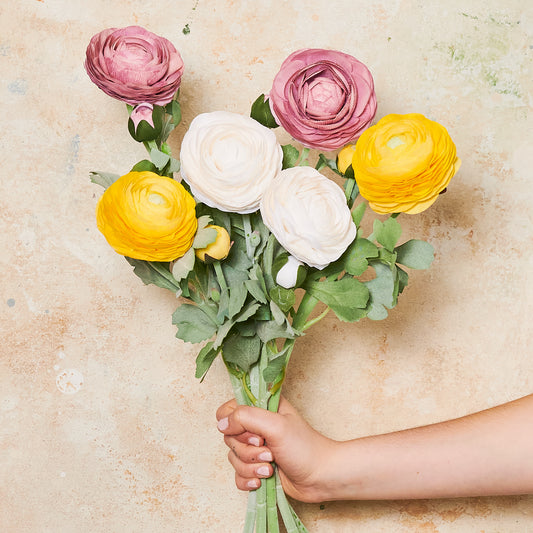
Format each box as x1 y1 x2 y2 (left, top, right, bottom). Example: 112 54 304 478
179 111 283 213
261 167 356 269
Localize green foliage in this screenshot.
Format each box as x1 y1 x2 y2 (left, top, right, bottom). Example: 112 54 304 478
304 277 369 322
195 342 219 380
281 144 300 169
222 334 261 373
343 237 379 276
131 159 158 173
365 263 396 320
250 94 279 128
395 239 434 269
125 258 181 292
372 216 403 252
89 171 120 189
172 303 218 343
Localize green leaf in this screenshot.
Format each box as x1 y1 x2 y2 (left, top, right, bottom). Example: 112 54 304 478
166 100 182 126
245 279 268 304
315 153 340 173
397 266 409 294
193 226 217 249
228 283 248 319
150 147 171 169
168 157 180 173
263 344 290 383
377 248 397 266
365 263 396 320
131 159 158 173
213 302 262 349
269 286 295 314
281 144 300 169
269 300 287 326
256 320 296 343
89 171 120 189
125 258 181 292
343 237 379 276
171 248 195 281
305 278 369 322
395 240 434 270
172 303 218 343
195 342 220 380
351 202 367 227
250 94 278 128
222 334 261 373
373 217 403 252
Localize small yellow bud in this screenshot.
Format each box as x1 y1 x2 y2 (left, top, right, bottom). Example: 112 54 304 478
336 144 357 174
195 225 231 262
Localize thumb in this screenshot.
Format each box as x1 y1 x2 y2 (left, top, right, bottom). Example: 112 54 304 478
217 405 283 443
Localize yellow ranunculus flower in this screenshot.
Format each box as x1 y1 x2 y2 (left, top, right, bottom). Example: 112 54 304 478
96 171 197 261
195 225 231 262
352 113 461 214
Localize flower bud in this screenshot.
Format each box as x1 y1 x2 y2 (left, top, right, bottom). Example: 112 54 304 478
128 104 164 142
195 225 231 262
273 254 307 289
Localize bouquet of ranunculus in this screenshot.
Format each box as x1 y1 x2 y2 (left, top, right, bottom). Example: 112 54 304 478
85 27 460 533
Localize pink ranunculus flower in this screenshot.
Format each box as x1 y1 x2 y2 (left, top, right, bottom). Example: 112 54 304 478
85 26 184 106
268 49 377 151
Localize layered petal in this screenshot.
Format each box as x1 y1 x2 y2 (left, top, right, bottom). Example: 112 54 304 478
96 171 197 261
353 113 461 214
260 167 356 269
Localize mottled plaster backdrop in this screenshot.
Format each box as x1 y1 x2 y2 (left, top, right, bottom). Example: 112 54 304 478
1 0 532 531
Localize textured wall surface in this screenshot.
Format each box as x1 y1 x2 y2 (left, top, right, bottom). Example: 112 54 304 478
1 1 532 531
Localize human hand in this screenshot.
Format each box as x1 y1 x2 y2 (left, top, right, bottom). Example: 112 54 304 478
216 396 338 503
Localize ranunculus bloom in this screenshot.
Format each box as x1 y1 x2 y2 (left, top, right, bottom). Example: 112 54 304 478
268 49 377 151
85 26 184 105
352 113 461 214
96 171 197 261
180 111 283 213
260 167 356 269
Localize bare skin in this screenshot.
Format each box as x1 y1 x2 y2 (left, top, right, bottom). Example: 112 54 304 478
216 394 533 503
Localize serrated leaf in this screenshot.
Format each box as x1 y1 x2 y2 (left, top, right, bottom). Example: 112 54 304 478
171 248 196 281
150 147 171 169
213 302 261 349
365 262 396 320
373 217 403 252
256 320 296 343
281 144 300 169
90 171 120 189
269 286 295 314
193 226 217 249
343 237 379 276
195 342 220 379
222 334 261 373
245 279 268 304
250 94 279 128
228 283 248 319
172 303 218 343
395 240 434 270
125 258 181 292
305 277 369 322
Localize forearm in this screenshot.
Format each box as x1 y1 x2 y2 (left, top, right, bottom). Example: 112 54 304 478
322 394 533 501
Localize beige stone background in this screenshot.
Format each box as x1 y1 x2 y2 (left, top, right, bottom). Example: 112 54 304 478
1 0 532 531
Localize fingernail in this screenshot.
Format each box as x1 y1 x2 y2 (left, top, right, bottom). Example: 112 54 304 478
217 417 229 431
256 466 270 477
248 436 260 446
247 479 260 489
258 451 273 462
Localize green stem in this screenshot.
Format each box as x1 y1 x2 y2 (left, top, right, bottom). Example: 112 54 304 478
266 474 280 533
243 490 257 533
143 139 159 154
213 261 228 293
275 470 300 533
303 306 330 331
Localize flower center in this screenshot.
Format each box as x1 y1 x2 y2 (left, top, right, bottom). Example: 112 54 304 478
387 135 406 149
148 193 165 205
